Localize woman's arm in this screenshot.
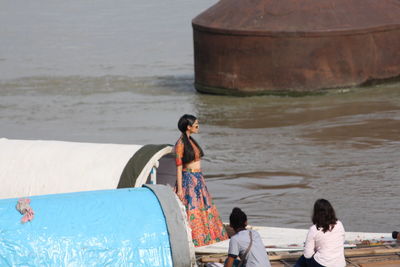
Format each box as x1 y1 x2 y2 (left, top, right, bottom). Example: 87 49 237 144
175 140 184 200
304 226 317 258
176 165 183 200
224 256 235 267
226 236 239 267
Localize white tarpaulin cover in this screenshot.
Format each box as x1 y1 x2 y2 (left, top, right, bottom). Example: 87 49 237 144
0 138 145 199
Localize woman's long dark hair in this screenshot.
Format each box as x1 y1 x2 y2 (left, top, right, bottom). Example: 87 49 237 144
230 207 247 230
177 114 204 164
312 199 338 233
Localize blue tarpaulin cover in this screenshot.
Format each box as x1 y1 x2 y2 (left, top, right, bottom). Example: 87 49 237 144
0 187 173 266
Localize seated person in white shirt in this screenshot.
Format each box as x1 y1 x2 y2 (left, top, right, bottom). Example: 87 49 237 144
224 207 271 267
294 199 346 267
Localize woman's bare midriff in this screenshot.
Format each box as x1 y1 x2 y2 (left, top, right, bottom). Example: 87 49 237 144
183 160 201 170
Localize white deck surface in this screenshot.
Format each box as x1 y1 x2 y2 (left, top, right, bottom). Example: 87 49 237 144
195 225 392 253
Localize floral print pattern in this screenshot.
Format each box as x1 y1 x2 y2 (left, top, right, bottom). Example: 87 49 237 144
178 170 228 247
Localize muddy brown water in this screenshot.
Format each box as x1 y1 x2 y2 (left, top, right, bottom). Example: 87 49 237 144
1 0 399 233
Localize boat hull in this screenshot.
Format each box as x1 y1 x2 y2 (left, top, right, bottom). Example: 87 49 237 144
192 0 400 95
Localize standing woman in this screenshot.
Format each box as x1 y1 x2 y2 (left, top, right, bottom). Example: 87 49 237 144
174 114 228 247
295 199 346 267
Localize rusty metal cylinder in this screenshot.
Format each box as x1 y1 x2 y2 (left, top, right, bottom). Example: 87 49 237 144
192 0 400 95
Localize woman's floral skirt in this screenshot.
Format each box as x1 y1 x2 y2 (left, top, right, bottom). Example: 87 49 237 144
177 170 228 247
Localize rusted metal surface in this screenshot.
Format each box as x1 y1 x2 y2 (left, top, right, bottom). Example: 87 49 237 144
192 0 400 95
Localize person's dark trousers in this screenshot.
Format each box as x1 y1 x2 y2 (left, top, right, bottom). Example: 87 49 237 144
294 255 325 267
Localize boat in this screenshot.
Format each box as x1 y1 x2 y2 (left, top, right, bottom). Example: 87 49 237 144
1 138 398 266
196 225 399 267
192 0 400 95
0 138 195 266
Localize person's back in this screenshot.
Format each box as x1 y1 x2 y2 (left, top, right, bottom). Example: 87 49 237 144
229 229 271 267
295 199 346 267
225 207 271 267
305 220 345 267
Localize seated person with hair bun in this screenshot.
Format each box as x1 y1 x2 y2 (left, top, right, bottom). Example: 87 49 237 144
225 207 271 267
392 231 400 240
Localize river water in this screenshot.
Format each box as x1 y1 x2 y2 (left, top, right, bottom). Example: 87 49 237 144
1 0 399 233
